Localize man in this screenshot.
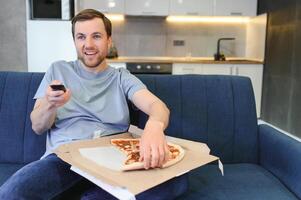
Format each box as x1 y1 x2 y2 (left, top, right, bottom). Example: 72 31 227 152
0 9 187 199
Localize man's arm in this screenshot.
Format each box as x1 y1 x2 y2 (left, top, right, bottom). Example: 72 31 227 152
30 80 71 135
131 88 170 169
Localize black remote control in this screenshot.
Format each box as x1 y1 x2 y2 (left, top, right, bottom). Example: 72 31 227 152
50 84 66 92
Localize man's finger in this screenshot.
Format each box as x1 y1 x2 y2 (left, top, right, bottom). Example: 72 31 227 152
164 143 170 163
143 146 151 169
151 146 159 168
158 145 165 167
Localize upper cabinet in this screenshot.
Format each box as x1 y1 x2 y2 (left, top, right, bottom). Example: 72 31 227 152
125 0 169 16
79 0 125 14
76 0 257 16
169 0 213 16
214 0 257 16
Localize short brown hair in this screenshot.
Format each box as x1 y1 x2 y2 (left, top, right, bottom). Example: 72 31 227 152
71 9 112 38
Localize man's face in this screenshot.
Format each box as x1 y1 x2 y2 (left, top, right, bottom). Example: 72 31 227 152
74 18 111 69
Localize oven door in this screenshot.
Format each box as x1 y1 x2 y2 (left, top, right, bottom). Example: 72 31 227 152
126 63 172 74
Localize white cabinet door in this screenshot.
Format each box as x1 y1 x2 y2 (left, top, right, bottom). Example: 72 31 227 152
125 0 169 16
79 0 125 14
202 64 232 75
27 21 77 72
214 0 257 16
169 0 213 16
234 64 263 117
172 63 202 75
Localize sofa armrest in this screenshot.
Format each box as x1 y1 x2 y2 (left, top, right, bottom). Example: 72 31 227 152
259 124 301 199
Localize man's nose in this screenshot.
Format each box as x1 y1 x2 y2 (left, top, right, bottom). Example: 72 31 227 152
84 37 94 47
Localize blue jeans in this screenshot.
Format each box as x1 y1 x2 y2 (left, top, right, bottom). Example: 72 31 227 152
0 154 82 200
0 154 188 200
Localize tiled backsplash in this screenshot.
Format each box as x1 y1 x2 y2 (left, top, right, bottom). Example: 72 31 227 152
111 17 247 57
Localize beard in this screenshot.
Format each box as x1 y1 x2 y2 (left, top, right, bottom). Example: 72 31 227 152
78 49 107 69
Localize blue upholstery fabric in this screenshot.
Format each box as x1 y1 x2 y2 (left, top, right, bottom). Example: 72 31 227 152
23 73 46 163
0 72 46 164
0 163 24 185
259 124 301 199
177 164 299 200
135 75 258 164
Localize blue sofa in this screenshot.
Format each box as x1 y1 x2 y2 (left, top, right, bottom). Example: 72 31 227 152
0 71 300 200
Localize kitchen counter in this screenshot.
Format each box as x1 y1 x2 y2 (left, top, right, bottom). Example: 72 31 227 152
107 57 263 64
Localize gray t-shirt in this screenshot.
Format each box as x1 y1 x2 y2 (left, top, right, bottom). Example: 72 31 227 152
34 60 146 158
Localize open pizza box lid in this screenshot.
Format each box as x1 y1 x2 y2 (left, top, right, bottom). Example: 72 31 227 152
54 125 223 200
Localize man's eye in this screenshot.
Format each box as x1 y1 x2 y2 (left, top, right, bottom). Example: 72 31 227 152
94 35 101 39
77 35 85 40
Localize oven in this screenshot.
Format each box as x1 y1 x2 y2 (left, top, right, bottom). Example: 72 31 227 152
126 63 172 74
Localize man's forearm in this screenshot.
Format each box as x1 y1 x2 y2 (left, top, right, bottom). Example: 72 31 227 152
147 100 170 130
30 98 57 135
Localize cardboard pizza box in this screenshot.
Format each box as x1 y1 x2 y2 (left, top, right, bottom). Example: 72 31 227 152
54 125 223 200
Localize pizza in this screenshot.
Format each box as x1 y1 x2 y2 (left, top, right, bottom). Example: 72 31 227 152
111 138 185 171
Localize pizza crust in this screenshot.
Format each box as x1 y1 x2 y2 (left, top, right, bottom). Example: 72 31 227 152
162 143 185 168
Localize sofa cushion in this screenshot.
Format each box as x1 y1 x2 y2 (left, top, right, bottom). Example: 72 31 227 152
135 75 258 164
0 72 46 164
0 163 24 186
178 164 298 200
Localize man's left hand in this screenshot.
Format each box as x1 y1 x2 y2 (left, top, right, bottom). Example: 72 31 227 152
139 120 169 169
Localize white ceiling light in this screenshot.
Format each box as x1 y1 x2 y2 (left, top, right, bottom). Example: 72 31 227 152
108 2 116 8
105 14 124 21
166 16 250 23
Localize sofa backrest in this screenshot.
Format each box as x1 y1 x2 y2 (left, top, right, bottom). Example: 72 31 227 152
0 72 45 164
133 75 259 164
0 72 258 164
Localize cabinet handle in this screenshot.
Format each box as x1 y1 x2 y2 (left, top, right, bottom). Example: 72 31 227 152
230 12 243 16
186 12 198 15
182 67 195 73
141 11 156 14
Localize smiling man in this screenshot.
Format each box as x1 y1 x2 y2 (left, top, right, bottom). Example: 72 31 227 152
0 9 188 200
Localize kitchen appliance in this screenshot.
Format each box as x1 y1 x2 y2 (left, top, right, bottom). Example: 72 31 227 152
214 38 235 61
106 43 118 59
30 0 74 20
126 63 172 74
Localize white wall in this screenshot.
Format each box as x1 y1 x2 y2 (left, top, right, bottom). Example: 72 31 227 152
246 14 267 61
27 20 77 72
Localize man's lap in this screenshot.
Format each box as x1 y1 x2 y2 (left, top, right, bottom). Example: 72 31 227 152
0 154 188 200
0 154 82 200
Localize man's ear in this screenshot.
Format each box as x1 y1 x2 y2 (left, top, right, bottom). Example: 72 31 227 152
107 36 112 49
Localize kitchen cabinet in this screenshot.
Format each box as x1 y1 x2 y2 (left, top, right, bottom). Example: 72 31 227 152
169 0 213 16
173 63 231 75
27 21 77 72
233 64 263 117
202 64 232 75
125 0 169 16
172 63 202 74
79 0 125 14
214 0 257 16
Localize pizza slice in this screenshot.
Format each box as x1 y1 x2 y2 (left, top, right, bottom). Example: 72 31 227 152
111 138 140 154
111 138 185 171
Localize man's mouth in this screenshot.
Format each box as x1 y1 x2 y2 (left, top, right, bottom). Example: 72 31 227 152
84 51 98 56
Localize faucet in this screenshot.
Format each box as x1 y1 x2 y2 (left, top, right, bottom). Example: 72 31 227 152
214 38 235 61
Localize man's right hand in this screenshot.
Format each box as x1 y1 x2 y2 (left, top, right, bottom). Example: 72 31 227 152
30 80 71 134
46 80 71 109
